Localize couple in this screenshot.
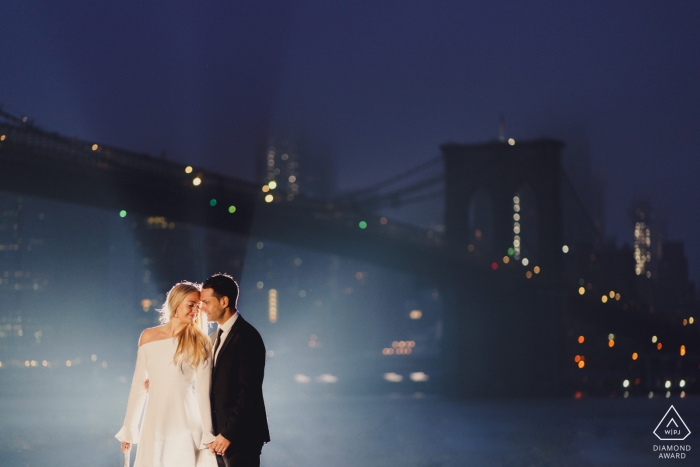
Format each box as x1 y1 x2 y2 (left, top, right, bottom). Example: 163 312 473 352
115 273 270 467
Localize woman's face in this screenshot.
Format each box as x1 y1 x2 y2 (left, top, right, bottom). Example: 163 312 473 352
174 291 200 323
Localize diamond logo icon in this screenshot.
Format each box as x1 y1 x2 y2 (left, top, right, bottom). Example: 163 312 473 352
654 405 691 441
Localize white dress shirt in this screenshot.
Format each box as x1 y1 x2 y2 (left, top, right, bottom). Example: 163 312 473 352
214 311 238 366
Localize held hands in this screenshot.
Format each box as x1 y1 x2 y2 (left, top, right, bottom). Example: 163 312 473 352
208 434 231 456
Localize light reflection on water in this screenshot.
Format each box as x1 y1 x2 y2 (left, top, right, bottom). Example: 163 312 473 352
1 368 695 467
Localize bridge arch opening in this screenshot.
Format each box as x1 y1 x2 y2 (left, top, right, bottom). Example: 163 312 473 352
467 187 494 252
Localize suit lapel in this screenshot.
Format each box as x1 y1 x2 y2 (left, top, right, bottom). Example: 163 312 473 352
212 315 243 379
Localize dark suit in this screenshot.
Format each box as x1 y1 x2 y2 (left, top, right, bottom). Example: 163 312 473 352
210 315 270 467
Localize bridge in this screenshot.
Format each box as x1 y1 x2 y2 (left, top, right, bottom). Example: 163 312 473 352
1 109 697 398
0 110 455 276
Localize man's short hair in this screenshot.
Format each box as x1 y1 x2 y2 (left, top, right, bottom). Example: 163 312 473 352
202 273 239 309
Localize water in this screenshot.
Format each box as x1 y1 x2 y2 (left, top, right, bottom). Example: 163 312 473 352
1 382 697 467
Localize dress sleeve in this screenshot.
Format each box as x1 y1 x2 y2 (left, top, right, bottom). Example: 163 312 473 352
195 355 216 448
115 346 148 444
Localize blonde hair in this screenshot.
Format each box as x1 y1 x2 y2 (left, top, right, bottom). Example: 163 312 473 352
158 281 211 369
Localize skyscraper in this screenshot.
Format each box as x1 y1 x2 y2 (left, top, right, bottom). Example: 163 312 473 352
0 194 50 355
260 139 302 201
257 135 336 201
657 241 697 317
630 199 652 278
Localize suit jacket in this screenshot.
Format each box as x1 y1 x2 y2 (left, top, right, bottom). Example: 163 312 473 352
210 315 271 449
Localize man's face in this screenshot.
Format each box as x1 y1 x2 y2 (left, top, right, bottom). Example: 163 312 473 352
200 287 226 322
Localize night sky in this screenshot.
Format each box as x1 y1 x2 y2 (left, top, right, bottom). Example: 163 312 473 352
2 1 699 279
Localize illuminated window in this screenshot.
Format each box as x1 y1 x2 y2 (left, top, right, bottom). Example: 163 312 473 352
268 289 278 323
384 372 403 382
633 218 651 276
410 372 429 382
512 194 521 259
146 217 168 229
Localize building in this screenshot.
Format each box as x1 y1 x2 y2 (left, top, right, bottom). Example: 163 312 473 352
630 199 653 278
0 193 114 361
257 135 336 201
0 194 44 355
657 241 697 318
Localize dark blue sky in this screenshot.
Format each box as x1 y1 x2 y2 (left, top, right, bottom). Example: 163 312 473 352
2 1 699 279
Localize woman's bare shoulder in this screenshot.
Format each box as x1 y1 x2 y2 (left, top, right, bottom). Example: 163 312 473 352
139 325 167 347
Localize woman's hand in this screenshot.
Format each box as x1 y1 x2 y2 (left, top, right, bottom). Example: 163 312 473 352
121 441 131 452
209 434 230 456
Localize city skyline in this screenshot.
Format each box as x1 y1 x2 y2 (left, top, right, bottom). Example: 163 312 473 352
1 117 697 401
1 1 699 281
1 4 700 465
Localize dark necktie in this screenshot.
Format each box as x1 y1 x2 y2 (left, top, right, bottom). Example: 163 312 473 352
213 328 224 365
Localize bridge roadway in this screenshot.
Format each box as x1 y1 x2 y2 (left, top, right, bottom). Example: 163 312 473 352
0 118 480 279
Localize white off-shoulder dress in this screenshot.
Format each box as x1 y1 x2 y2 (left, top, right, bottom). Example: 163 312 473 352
116 338 217 467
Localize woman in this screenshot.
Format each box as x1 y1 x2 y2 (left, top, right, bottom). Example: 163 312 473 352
116 282 217 467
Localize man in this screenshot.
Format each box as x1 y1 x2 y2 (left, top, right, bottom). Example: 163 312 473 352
200 273 271 467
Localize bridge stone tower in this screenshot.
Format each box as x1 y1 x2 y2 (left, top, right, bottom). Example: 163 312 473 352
440 139 569 398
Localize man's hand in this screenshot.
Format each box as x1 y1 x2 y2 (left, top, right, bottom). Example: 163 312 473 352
209 434 230 456
121 441 131 452
144 379 149 392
